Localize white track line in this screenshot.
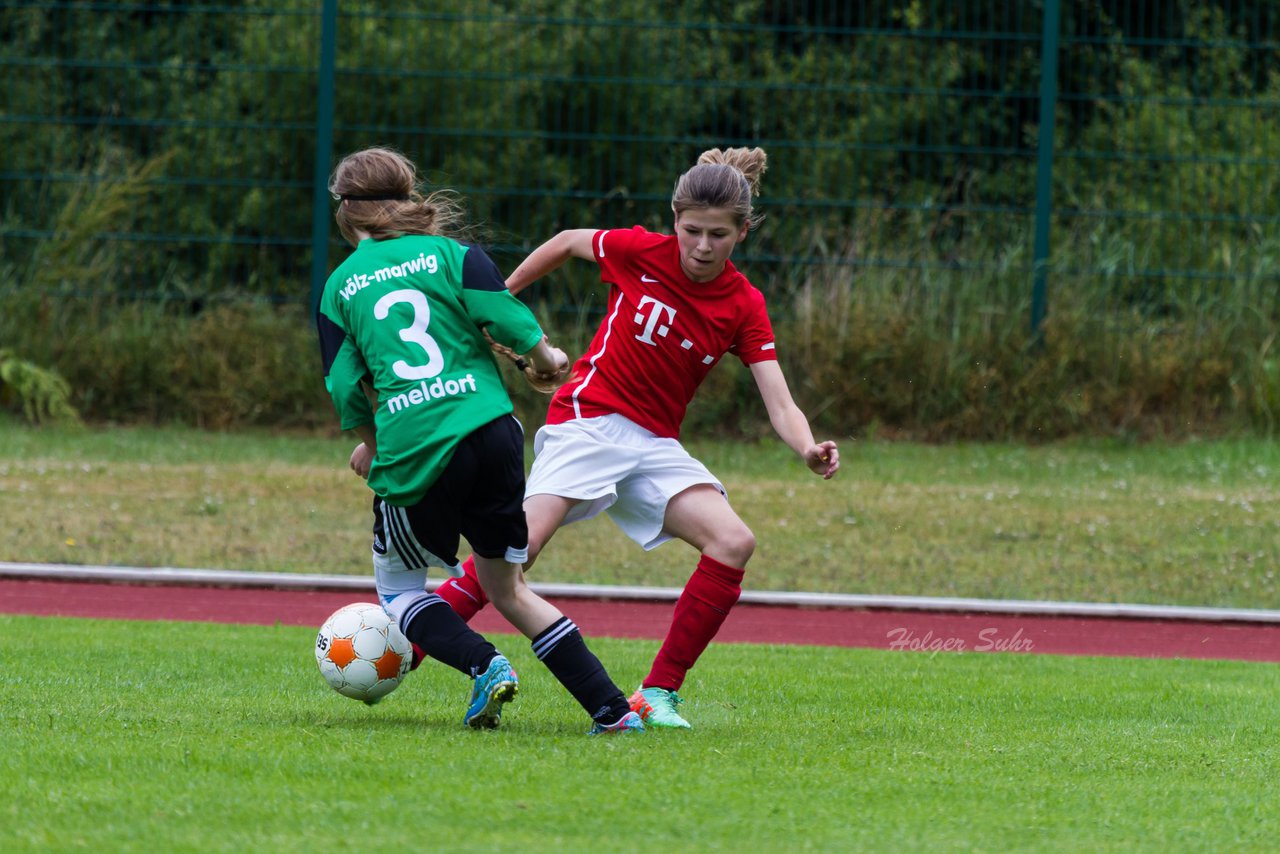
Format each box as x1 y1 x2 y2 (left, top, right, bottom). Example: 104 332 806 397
4 561 1280 624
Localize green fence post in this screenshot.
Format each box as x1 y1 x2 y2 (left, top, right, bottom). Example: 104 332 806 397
1030 0 1061 346
309 0 338 323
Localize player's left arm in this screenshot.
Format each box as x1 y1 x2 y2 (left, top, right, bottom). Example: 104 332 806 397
749 360 840 480
460 244 544 355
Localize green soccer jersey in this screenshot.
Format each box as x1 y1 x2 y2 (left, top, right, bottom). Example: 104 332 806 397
316 235 543 506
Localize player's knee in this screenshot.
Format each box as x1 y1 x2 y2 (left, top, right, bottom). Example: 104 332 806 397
714 525 756 568
525 527 557 569
525 534 547 566
487 583 541 627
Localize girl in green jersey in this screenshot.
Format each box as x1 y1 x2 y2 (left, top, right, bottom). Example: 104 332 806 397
317 147 642 734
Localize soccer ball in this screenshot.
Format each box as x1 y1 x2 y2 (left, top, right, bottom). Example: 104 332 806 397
315 602 413 704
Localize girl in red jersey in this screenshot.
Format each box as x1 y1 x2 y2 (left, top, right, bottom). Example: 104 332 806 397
436 147 840 728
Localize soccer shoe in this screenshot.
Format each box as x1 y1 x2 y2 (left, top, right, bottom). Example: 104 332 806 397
464 655 519 729
587 710 646 736
629 686 691 729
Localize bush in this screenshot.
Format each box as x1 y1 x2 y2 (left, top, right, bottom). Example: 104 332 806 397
0 293 330 428
0 272 1273 440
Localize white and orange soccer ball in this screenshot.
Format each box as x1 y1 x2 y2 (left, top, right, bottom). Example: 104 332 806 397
315 602 413 704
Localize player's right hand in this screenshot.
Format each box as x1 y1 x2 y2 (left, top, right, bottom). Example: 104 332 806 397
538 345 570 377
521 339 574 393
805 440 840 480
350 442 373 479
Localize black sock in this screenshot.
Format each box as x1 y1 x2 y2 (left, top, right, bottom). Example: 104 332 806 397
531 617 631 724
398 593 498 677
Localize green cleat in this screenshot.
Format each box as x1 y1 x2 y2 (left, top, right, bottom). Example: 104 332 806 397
629 686 691 729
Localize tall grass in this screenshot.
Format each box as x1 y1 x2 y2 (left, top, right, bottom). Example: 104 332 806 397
3 255 1276 438
741 233 1280 441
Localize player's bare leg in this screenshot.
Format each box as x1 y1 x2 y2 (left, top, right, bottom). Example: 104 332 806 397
661 484 756 569
472 556 561 638
434 494 578 620
522 492 581 571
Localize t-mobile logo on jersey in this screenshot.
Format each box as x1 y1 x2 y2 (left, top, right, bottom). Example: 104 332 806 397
634 296 676 346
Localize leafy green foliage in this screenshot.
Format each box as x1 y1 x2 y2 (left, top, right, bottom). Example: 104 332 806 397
0 349 80 425
1 2 1277 437
3 2 1276 299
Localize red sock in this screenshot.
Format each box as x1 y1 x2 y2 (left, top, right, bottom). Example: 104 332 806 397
644 554 745 692
434 555 489 622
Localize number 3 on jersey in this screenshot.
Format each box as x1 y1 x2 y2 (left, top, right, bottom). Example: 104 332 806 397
373 289 445 380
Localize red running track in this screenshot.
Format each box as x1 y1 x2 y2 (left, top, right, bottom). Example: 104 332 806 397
4 578 1280 662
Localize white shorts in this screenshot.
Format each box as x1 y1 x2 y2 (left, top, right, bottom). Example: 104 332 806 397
525 414 726 550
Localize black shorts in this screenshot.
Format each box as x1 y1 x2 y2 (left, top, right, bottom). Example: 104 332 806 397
372 414 528 566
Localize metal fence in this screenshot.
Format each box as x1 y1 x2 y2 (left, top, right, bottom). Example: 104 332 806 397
2 1 1277 331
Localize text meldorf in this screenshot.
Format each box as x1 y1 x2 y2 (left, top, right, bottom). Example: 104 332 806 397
385 374 478 414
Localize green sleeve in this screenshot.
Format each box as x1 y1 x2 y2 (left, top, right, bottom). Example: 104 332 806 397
458 244 544 354
463 289 545 355
325 335 374 430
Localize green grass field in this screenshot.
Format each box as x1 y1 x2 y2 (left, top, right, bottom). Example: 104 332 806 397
4 615 1278 852
2 419 1277 608
6 422 1279 849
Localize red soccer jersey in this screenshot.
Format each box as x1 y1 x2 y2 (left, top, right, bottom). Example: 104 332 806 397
546 226 778 439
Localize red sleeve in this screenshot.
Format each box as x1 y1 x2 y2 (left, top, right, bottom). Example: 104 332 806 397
592 226 647 283
734 286 778 366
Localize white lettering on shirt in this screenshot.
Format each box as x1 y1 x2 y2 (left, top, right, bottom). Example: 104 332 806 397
634 296 676 346
384 373 478 415
339 253 439 301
